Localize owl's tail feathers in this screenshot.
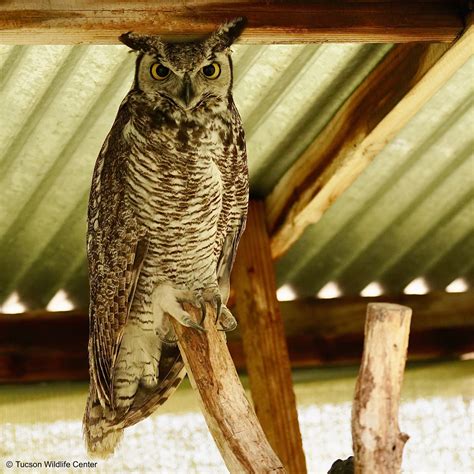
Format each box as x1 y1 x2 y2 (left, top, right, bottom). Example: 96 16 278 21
83 393 123 459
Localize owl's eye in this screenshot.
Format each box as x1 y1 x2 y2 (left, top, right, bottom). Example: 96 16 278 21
202 63 221 80
150 63 170 80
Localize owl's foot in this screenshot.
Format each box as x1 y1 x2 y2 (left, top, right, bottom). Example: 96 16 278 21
201 287 237 332
154 284 206 333
218 305 238 332
202 286 222 323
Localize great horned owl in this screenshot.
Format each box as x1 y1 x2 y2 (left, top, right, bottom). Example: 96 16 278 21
83 19 248 457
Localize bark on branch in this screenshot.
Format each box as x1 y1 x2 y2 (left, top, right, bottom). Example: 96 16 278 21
352 303 412 474
172 303 285 474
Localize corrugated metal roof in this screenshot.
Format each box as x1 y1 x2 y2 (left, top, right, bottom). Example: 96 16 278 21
0 44 472 310
277 57 474 297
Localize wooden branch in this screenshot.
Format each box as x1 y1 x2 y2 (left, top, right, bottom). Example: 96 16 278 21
1 292 472 382
352 303 412 474
267 17 473 259
172 303 285 474
232 201 307 473
0 1 466 44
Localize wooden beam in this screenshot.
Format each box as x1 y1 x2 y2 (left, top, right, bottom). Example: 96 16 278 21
232 201 307 473
0 1 466 44
277 291 474 338
352 303 411 474
172 303 285 474
267 18 473 259
0 310 89 382
1 292 473 382
274 326 474 367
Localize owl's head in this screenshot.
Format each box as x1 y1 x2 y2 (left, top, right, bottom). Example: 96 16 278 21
120 18 246 111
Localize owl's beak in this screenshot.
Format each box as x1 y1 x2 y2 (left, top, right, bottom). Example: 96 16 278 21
180 74 194 109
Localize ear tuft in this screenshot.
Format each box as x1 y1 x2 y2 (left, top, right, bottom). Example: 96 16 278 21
207 17 247 52
119 32 162 53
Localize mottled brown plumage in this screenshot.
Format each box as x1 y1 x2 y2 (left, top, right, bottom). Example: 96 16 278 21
83 19 248 457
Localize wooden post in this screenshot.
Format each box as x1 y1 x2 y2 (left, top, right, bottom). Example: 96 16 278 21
172 304 285 474
232 200 307 473
352 303 412 474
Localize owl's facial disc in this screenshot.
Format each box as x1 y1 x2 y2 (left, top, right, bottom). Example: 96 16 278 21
137 52 232 111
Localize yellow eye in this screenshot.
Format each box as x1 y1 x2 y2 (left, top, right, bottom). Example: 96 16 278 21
202 62 221 79
150 63 170 80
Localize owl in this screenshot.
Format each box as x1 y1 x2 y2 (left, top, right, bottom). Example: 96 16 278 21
83 18 248 458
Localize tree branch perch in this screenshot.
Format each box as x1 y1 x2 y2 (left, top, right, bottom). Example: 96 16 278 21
171 303 285 474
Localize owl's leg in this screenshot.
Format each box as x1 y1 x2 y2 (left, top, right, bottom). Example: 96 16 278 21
114 320 161 412
152 283 206 334
202 286 237 332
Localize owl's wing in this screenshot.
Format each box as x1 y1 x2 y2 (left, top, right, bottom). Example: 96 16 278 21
87 99 149 407
216 100 249 302
216 216 246 300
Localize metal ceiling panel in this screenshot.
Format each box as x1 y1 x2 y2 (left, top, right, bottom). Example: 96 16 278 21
0 44 471 309
277 57 474 297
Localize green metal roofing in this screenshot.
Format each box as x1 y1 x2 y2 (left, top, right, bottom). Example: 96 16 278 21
0 44 472 310
277 57 474 297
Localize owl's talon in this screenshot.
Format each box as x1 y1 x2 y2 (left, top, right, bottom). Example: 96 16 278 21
153 284 208 337
182 315 206 332
218 305 238 332
166 307 207 332
190 320 207 332
216 298 222 325
201 287 236 331
199 299 207 326
202 287 222 323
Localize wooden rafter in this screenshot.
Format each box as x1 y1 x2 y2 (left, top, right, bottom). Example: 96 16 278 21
278 291 474 338
267 18 473 260
0 1 466 44
1 291 473 382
